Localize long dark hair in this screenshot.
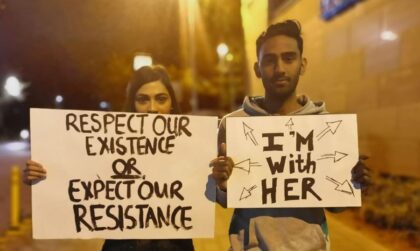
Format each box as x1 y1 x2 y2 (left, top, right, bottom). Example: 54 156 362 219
124 65 180 114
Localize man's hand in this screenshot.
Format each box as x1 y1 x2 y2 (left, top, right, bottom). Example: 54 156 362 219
351 155 371 193
210 143 234 192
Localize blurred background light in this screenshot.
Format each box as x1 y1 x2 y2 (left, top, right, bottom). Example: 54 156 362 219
99 101 110 110
55 95 63 103
133 53 153 70
4 76 24 98
380 30 398 41
2 141 29 151
216 43 229 58
226 53 234 62
19 129 29 140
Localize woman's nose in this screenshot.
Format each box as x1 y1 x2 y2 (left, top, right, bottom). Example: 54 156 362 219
148 101 158 113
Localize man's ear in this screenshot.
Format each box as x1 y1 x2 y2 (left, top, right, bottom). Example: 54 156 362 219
254 62 261 78
300 57 307 75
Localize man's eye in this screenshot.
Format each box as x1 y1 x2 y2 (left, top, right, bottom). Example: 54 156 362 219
283 57 293 63
282 54 296 63
262 57 276 66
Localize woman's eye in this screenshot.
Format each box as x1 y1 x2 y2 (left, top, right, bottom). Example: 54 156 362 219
156 95 169 103
135 96 149 103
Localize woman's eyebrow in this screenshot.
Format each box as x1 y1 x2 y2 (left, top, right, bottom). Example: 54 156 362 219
155 93 169 97
135 94 150 99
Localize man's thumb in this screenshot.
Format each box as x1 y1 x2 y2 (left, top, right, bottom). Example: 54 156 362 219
219 143 227 157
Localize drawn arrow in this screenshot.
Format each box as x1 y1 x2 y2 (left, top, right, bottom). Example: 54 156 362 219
317 151 348 163
239 185 257 201
243 122 258 145
325 176 354 196
233 158 261 174
285 118 294 130
316 120 342 141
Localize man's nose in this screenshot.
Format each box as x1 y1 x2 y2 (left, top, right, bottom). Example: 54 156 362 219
274 59 286 74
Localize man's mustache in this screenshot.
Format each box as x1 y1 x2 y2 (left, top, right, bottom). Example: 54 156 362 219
270 74 290 83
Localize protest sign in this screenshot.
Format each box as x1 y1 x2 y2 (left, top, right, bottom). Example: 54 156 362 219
30 108 217 239
226 114 360 208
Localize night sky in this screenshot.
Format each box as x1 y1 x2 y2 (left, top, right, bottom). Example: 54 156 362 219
0 0 181 109
0 0 185 135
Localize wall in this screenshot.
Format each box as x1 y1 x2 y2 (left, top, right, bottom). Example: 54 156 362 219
240 0 268 95
241 0 420 177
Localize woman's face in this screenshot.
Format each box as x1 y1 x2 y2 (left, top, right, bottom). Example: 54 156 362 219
134 80 172 114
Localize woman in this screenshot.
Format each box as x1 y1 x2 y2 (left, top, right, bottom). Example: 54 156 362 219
24 65 195 251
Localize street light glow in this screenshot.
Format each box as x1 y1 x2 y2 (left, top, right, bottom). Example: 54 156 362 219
217 43 229 58
380 30 398 41
99 101 110 109
4 76 23 98
226 53 234 62
20 129 30 140
2 141 29 152
55 95 63 103
133 54 153 70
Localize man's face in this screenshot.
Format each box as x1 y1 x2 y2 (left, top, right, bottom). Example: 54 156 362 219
255 35 306 99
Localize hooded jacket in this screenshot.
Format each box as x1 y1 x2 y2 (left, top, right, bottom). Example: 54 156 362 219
217 95 330 251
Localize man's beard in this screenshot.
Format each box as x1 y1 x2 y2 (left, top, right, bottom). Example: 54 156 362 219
263 72 299 100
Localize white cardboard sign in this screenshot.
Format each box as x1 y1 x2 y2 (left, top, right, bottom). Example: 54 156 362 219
30 108 217 239
226 114 361 208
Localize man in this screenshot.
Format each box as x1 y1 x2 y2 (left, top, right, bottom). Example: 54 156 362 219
210 20 369 251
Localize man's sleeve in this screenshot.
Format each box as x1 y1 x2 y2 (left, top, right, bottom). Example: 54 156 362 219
216 186 228 208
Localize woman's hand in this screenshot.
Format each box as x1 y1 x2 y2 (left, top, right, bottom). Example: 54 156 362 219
23 160 47 185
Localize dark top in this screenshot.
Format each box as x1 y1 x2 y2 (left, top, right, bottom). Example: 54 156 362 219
101 239 194 251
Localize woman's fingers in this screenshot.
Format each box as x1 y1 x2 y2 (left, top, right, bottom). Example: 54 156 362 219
26 160 43 168
23 160 47 185
25 160 47 173
25 175 46 181
24 166 47 174
25 170 47 178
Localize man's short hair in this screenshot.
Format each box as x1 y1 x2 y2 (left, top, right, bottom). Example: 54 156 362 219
256 19 303 57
